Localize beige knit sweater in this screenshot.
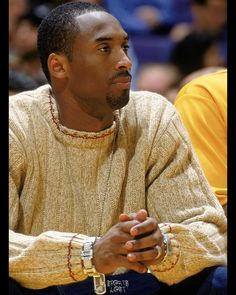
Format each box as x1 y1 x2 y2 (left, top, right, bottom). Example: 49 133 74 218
9 85 227 289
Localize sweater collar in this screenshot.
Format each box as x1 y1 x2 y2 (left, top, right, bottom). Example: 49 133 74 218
39 85 120 148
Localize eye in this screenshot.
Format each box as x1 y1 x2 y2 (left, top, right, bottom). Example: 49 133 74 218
98 45 111 53
123 44 130 53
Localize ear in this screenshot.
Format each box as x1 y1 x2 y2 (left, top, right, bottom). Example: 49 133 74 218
47 53 68 80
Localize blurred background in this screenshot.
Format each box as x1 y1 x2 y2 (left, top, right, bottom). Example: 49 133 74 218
9 0 227 102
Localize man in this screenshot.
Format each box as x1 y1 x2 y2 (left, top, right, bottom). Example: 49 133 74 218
175 69 227 214
170 0 227 78
9 2 227 295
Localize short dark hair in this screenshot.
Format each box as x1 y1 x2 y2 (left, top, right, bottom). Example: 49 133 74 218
37 1 106 83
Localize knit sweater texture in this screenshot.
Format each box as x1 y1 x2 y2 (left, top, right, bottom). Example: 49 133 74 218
9 85 227 289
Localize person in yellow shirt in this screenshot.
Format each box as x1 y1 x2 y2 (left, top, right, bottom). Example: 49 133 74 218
175 69 227 213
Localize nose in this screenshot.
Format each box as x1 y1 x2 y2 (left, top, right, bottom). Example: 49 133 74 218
115 50 132 71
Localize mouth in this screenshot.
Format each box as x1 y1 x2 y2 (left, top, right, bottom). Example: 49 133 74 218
111 77 131 90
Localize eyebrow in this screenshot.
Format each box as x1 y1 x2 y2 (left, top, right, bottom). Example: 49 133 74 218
94 35 129 43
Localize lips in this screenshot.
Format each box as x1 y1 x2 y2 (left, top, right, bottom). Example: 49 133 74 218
111 76 131 90
111 76 131 84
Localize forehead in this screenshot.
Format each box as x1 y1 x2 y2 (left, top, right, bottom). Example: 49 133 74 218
74 11 128 41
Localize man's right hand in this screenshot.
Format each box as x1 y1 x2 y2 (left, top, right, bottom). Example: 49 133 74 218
92 219 148 274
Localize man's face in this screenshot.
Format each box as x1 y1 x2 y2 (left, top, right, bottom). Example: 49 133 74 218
64 11 132 114
193 0 227 35
14 20 38 54
205 0 227 33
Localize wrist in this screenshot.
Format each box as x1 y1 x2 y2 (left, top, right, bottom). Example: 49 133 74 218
154 233 167 262
159 234 169 262
81 237 106 294
81 237 99 276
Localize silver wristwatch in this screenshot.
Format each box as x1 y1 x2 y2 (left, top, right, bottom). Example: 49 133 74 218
81 237 97 275
81 237 106 294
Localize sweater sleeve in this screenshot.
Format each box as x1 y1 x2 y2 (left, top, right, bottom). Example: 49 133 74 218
146 111 227 285
9 230 88 289
9 129 89 289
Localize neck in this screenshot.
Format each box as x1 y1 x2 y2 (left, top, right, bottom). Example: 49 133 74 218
51 90 114 132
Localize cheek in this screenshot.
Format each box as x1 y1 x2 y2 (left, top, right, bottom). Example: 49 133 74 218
69 69 107 94
69 57 110 91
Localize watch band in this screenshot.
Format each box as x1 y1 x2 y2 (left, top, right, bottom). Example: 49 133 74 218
81 237 97 275
81 237 106 294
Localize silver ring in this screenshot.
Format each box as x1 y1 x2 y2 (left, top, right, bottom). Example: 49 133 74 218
154 245 162 260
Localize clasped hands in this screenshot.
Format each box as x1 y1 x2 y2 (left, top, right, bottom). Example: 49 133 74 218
93 209 164 274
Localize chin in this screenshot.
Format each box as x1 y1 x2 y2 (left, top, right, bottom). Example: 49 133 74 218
106 90 130 110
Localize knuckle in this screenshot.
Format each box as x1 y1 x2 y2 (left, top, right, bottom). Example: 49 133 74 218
149 217 157 228
135 252 144 261
131 240 139 250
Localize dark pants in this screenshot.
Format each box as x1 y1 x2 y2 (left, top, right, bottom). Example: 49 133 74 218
9 266 227 295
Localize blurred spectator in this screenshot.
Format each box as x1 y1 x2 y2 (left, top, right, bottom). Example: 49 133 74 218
170 0 227 79
9 69 38 95
103 0 191 36
9 2 53 90
102 1 193 70
51 0 102 4
135 63 180 103
171 33 226 79
170 0 227 42
12 14 39 56
10 3 52 56
9 0 29 47
20 50 47 85
9 2 52 72
175 69 227 213
191 0 227 36
9 0 30 69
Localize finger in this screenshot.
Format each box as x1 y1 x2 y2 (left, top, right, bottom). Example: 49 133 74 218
119 220 140 234
109 243 131 256
119 209 148 223
119 213 130 222
117 255 148 274
102 221 140 245
106 230 134 245
135 209 148 222
130 217 158 237
127 248 158 262
119 212 137 222
124 232 162 252
109 220 141 243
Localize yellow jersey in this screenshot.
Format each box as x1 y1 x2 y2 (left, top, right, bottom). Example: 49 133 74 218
175 70 227 205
